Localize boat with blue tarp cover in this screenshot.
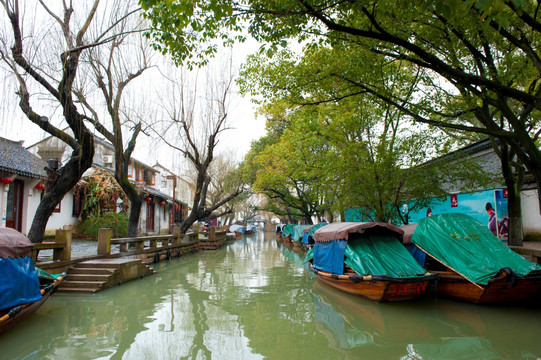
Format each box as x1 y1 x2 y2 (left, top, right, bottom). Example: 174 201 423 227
305 222 439 302
402 213 541 304
245 224 257 235
291 224 310 247
229 224 245 236
302 222 328 249
0 228 64 334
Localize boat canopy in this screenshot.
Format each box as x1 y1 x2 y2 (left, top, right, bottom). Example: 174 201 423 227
282 224 296 237
302 223 328 244
0 228 41 311
246 224 257 232
229 224 244 233
309 222 429 277
314 222 404 242
291 225 310 242
410 213 541 285
275 224 286 233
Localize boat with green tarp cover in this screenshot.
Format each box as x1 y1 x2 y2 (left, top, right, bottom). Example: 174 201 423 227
281 224 296 243
291 225 310 247
302 222 328 249
402 213 541 304
305 222 439 302
0 228 64 334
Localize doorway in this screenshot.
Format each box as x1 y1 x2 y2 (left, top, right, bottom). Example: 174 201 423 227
146 200 155 232
6 179 24 231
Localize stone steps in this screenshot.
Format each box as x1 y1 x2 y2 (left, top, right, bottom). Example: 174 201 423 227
58 258 154 293
65 273 111 282
68 267 117 275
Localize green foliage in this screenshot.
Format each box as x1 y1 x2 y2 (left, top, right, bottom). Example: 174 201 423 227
77 212 129 239
143 0 541 226
143 0 541 190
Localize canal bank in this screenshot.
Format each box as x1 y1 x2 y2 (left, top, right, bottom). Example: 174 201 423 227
2 231 540 359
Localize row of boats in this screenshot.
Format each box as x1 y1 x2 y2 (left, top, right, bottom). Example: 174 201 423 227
277 213 541 304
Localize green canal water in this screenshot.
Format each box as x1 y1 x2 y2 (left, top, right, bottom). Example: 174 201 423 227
1 232 541 359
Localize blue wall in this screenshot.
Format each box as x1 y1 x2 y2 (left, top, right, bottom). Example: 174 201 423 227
345 188 509 238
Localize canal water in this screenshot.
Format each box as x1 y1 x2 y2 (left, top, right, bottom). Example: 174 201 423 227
2 232 541 359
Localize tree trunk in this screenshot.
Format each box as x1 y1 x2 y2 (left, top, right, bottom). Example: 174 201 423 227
127 198 142 237
118 175 142 238
498 143 523 247
28 141 94 243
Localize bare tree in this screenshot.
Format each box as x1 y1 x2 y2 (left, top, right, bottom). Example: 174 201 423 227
203 151 243 222
0 0 100 242
74 0 153 237
153 55 243 233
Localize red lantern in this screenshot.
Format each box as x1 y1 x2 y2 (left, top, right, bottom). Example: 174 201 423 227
0 177 13 184
35 183 45 191
159 201 165 206
144 197 152 203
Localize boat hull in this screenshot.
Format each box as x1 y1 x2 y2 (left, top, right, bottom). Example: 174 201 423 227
0 275 63 334
312 267 437 302
434 270 541 304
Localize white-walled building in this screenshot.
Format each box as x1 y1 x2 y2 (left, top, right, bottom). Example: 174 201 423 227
0 138 47 234
6 134 197 237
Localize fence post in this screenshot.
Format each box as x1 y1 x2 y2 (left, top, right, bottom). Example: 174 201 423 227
54 229 72 261
98 228 112 256
209 227 216 241
172 227 181 245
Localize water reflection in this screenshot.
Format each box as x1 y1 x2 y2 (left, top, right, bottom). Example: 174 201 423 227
1 232 540 359
311 278 541 359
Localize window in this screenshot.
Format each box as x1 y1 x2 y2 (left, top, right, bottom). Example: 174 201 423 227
144 170 156 185
128 162 133 178
136 166 144 182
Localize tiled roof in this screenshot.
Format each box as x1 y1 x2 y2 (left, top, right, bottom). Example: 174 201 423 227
0 137 47 179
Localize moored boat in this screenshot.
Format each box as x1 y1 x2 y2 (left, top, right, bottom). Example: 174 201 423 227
275 223 286 240
281 224 296 243
306 222 439 302
302 222 328 249
291 224 310 247
0 228 64 334
245 224 257 235
403 213 541 304
228 224 245 237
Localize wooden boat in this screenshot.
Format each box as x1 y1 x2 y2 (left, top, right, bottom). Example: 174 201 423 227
228 224 245 237
291 224 310 247
275 224 286 241
245 224 257 235
307 222 439 302
281 224 296 243
402 213 541 304
0 228 64 334
0 272 64 334
302 222 328 249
